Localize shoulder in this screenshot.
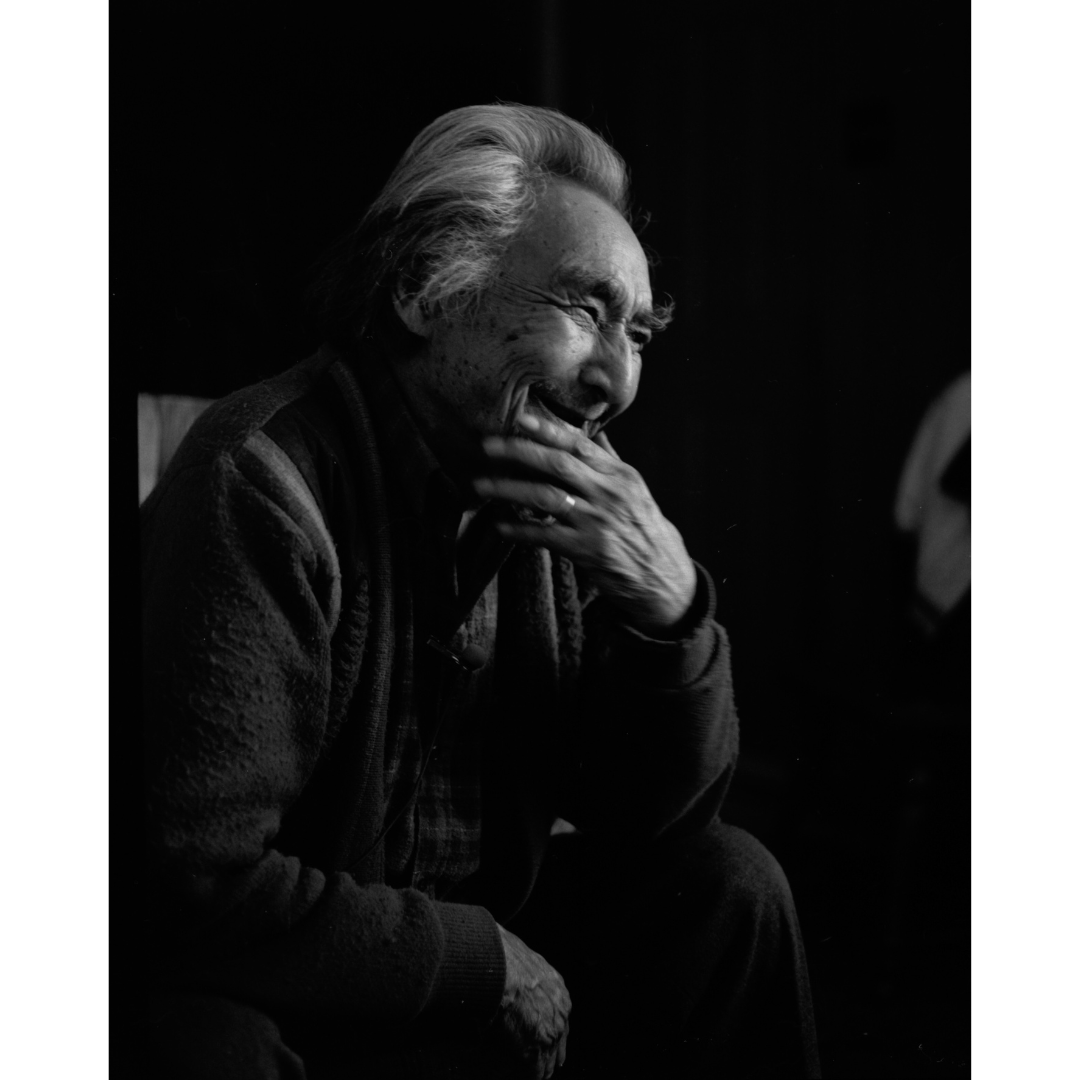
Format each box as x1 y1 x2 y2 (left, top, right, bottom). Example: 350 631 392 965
165 350 335 475
143 346 378 599
141 347 357 509
140 350 337 549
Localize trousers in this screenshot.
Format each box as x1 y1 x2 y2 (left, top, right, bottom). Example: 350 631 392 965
134 820 820 1079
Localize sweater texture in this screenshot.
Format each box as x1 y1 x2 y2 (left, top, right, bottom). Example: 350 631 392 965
140 342 739 1036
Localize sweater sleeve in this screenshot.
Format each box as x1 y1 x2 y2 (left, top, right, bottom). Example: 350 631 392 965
559 562 739 840
140 435 505 1025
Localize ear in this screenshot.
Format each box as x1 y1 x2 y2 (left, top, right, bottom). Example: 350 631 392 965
392 288 433 339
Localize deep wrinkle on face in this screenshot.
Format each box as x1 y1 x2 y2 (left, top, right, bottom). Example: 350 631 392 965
396 179 671 479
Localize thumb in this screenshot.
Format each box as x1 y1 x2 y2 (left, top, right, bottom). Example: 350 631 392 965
594 430 621 460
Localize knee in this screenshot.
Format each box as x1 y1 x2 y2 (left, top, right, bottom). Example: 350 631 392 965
677 820 799 937
138 993 307 1080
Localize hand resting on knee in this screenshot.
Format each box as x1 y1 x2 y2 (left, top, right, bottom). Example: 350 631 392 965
494 923 572 1078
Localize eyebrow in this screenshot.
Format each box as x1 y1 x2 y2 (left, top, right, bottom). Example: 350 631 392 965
555 265 675 333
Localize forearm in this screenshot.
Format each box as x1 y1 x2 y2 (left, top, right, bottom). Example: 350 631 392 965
143 640 506 1023
145 849 504 1022
561 563 740 838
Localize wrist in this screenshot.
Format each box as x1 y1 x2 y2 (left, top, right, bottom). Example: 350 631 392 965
624 599 693 639
428 903 507 1022
621 571 698 639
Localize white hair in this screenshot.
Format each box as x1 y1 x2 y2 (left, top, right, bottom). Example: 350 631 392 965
312 103 632 341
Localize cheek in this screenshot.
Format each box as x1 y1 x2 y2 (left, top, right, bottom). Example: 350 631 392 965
473 312 596 407
526 318 595 375
496 315 582 373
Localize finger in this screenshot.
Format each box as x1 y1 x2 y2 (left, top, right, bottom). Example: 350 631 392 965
593 429 622 461
482 438 613 499
528 1047 548 1080
474 477 587 520
543 1046 558 1080
488 420 618 473
515 413 605 462
493 520 586 558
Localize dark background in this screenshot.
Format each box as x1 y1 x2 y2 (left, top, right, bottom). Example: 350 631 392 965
121 3 970 1075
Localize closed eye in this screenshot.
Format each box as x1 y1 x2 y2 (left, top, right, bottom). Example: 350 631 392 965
563 303 654 351
568 302 602 322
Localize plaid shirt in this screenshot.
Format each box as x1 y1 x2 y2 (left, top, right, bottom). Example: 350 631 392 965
356 357 514 900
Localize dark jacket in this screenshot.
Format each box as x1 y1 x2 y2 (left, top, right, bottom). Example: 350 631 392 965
140 342 739 1030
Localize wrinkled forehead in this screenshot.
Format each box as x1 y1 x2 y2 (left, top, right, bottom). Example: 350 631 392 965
508 179 652 303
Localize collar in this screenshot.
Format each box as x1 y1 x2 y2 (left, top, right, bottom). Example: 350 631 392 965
340 339 518 641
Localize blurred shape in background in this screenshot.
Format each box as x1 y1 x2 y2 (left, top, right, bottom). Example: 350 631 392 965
137 394 215 505
895 371 971 637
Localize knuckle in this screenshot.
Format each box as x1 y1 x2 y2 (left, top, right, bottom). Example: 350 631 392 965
593 529 615 561
549 454 577 484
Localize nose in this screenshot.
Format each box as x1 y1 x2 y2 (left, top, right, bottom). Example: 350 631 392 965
579 328 640 416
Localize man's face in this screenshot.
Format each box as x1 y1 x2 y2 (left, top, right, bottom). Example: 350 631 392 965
403 180 660 472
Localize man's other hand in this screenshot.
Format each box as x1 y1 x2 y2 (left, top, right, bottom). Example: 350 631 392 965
476 414 697 637
494 923 571 1078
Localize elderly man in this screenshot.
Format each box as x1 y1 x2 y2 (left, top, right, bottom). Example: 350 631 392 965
140 104 820 1078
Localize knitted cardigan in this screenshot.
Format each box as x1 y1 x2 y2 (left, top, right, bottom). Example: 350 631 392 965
140 343 739 1033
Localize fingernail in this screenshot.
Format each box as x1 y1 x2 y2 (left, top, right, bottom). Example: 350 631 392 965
518 414 541 430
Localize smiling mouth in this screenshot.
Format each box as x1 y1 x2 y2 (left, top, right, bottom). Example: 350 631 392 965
525 389 606 436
